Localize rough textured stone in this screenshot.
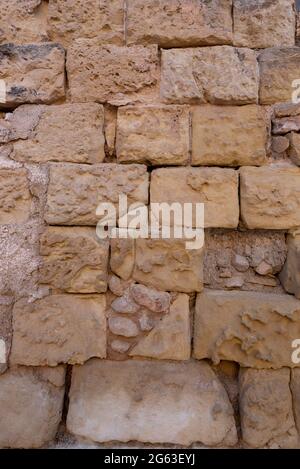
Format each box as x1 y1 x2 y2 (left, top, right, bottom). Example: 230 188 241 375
67 359 237 446
280 234 300 299
240 166 300 230
192 105 268 166
151 168 239 228
272 116 300 135
0 169 31 224
194 290 300 369
0 297 13 373
108 316 139 338
45 163 149 225
274 102 300 118
48 0 124 47
233 0 295 49
39 227 109 293
110 239 135 280
12 104 105 164
0 43 65 107
10 294 107 366
0 366 65 448
161 47 258 105
127 0 232 47
288 132 300 165
116 105 190 165
67 42 159 105
291 369 300 434
259 48 300 105
239 368 297 448
271 136 290 154
133 238 203 293
130 284 170 313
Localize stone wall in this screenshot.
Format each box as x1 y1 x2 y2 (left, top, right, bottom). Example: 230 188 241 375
1 0 300 449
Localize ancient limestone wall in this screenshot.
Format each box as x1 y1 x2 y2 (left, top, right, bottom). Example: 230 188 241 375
1 0 300 449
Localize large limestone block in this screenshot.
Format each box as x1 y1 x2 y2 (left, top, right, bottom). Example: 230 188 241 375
239 368 297 448
240 166 300 230
192 105 268 166
280 234 300 299
67 42 159 105
0 169 32 224
0 43 65 107
288 132 300 166
10 294 107 366
161 47 259 105
45 163 149 225
12 103 105 164
233 0 295 49
0 366 65 448
151 167 239 228
194 290 300 369
116 105 190 165
259 48 300 104
48 0 124 47
40 227 109 293
67 359 237 446
127 0 232 47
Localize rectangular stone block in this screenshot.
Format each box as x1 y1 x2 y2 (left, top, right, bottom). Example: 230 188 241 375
0 43 65 107
288 132 300 165
10 294 107 366
161 47 259 105
45 163 149 225
39 227 109 293
233 0 295 49
192 105 268 166
240 166 300 229
12 103 105 164
151 167 239 228
67 42 159 105
194 290 300 368
280 234 300 299
48 0 124 47
0 169 32 224
67 359 237 446
116 105 190 165
127 0 233 47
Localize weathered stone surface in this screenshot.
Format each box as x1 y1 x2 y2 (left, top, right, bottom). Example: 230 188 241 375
161 47 258 105
12 104 105 164
111 289 140 314
259 48 300 105
0 366 65 448
130 284 170 313
151 168 239 228
192 105 268 166
129 294 191 360
127 0 232 47
280 234 300 299
271 136 290 154
67 359 237 446
67 42 159 105
0 43 65 106
0 169 31 224
0 297 13 373
116 105 190 165
239 368 297 448
288 132 300 165
108 316 139 338
0 105 44 143
194 290 300 368
240 166 300 229
39 227 109 293
274 102 300 118
48 0 124 47
233 0 295 49
10 294 107 366
133 239 203 293
110 239 135 280
291 369 300 433
45 163 149 225
272 116 300 135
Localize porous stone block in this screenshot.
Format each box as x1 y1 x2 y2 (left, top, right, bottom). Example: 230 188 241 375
0 169 31 224
280 234 300 299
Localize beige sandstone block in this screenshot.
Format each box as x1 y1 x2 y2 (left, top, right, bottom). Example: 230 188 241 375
161 47 258 105
40 227 109 293
240 166 300 229
67 359 237 446
0 43 65 107
288 132 300 165
280 234 300 299
13 103 105 164
48 0 124 47
194 290 300 369
233 0 295 48
0 169 31 224
127 0 232 47
192 105 268 166
151 167 239 228
0 366 65 448
110 239 135 281
239 368 297 448
45 163 149 225
67 42 159 105
116 106 190 165
10 294 107 366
